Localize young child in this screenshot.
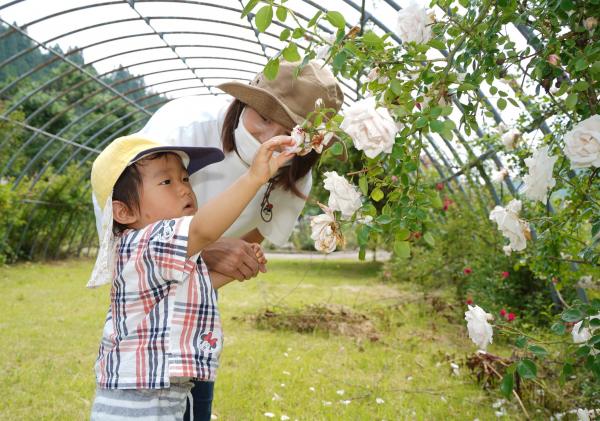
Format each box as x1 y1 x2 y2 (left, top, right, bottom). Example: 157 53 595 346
88 134 293 420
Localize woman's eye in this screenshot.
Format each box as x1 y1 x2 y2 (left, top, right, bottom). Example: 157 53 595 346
159 179 171 185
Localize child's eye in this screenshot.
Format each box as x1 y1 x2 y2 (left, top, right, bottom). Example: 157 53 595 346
182 177 190 183
159 179 171 185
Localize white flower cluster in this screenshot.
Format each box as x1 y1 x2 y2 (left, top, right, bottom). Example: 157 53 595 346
563 114 600 169
310 172 363 253
287 125 334 156
396 2 433 45
489 199 530 253
464 305 494 351
522 146 558 203
340 97 399 159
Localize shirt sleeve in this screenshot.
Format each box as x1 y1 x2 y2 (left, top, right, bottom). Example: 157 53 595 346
256 172 312 246
144 217 198 283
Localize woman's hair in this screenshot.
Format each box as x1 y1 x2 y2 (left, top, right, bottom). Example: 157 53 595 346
221 99 318 199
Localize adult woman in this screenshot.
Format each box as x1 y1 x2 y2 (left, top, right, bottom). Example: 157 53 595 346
137 60 344 419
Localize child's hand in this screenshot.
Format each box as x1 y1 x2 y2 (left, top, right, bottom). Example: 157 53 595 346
250 243 268 273
248 136 295 185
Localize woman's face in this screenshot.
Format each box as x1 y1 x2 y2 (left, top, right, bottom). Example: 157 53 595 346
242 107 290 144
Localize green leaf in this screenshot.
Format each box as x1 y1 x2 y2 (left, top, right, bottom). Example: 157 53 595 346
325 11 346 29
560 362 573 385
497 98 507 110
430 119 444 133
395 228 410 241
516 359 537 379
358 245 366 261
371 188 384 202
528 345 548 358
359 176 368 195
589 334 600 346
276 6 287 21
255 5 273 32
394 240 411 258
423 232 435 246
279 28 291 41
415 116 428 128
500 372 514 398
363 30 383 48
428 38 445 51
375 215 392 225
561 308 584 322
390 79 403 95
574 57 588 71
328 141 343 156
551 322 566 335
565 93 578 110
332 50 347 72
292 27 304 39
515 336 528 348
282 43 301 62
357 225 370 246
573 80 589 91
242 0 260 17
307 10 322 27
263 58 280 80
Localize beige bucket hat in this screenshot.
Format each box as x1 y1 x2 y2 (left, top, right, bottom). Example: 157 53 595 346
218 60 344 130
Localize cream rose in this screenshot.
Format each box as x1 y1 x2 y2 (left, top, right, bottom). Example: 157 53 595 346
323 171 362 218
563 115 600 169
465 305 494 351
340 97 398 159
396 2 433 44
522 146 558 202
489 199 530 252
310 208 342 254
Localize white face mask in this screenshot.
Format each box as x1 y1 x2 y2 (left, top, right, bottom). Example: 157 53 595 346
233 110 262 166
233 109 291 167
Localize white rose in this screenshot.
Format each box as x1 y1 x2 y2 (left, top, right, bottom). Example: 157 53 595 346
576 408 591 421
309 127 334 154
522 146 558 202
310 211 338 253
396 2 433 44
465 305 494 350
288 126 309 152
563 115 600 169
489 199 530 252
340 97 398 159
503 245 513 256
323 171 362 218
501 129 521 150
572 314 599 347
492 168 509 183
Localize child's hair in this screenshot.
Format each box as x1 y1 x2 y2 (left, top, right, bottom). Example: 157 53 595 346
112 152 182 234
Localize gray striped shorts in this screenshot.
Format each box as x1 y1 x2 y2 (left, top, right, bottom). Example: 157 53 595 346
90 380 194 421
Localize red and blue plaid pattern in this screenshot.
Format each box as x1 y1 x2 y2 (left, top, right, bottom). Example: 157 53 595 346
95 217 222 389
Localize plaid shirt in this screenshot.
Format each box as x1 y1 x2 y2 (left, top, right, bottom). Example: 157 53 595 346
95 217 222 389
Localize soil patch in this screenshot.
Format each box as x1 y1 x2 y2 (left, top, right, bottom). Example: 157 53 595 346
247 304 381 342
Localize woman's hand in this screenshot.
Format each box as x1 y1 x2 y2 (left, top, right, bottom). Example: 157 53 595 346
201 238 264 281
248 136 295 185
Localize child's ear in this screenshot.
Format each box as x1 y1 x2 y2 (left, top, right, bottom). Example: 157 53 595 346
113 200 137 225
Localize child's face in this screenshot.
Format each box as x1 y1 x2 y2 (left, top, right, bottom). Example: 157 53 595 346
130 153 197 229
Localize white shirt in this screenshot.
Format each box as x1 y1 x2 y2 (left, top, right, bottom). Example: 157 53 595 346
136 95 312 246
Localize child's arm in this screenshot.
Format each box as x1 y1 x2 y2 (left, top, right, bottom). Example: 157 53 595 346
187 136 294 257
209 243 267 290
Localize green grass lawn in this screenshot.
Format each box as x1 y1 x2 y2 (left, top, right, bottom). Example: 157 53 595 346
0 258 520 420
